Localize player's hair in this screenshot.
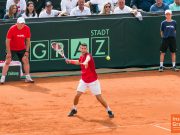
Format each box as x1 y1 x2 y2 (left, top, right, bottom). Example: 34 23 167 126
80 43 87 47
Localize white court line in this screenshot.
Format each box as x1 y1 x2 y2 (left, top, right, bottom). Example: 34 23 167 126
153 124 171 132
70 122 171 132
70 123 148 132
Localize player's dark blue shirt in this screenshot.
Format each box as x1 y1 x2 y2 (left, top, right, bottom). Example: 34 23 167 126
161 20 176 38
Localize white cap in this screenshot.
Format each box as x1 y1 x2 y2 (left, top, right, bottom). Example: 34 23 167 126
165 10 172 15
17 17 25 23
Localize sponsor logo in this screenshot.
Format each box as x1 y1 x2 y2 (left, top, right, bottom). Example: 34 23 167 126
17 34 25 38
30 29 110 61
171 114 180 133
8 72 19 76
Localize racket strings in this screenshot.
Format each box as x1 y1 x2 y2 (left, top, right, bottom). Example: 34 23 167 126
51 42 66 59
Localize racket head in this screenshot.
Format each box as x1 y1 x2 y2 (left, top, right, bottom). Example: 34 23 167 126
51 42 63 51
51 42 67 59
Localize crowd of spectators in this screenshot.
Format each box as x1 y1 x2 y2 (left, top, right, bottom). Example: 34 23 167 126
0 0 180 19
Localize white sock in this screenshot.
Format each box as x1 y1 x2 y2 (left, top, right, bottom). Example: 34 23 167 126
106 106 111 112
172 62 176 67
160 62 163 67
72 105 77 110
26 74 31 79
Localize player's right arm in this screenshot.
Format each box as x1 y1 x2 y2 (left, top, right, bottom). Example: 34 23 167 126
6 38 11 59
6 26 13 59
66 55 90 68
160 31 163 38
160 21 164 38
66 59 80 65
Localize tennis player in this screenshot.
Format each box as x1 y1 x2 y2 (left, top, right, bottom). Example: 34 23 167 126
66 43 114 118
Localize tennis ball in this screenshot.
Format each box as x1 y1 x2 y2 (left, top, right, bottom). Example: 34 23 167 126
106 56 111 61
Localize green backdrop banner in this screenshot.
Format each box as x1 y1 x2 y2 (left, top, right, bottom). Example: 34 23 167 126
0 14 180 72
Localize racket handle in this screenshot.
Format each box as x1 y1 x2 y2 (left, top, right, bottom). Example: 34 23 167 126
63 56 68 60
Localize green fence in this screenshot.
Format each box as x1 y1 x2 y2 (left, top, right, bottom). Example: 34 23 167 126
0 13 180 72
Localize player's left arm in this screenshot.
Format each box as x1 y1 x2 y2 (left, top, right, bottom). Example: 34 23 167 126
25 26 31 57
25 38 30 57
174 21 177 34
81 55 90 69
82 55 90 64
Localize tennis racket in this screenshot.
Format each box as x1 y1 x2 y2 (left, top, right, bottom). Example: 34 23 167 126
51 42 67 60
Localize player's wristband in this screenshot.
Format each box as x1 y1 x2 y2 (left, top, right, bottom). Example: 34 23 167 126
69 60 76 65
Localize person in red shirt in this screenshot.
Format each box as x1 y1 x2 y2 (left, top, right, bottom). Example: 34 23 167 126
66 43 114 118
0 17 34 84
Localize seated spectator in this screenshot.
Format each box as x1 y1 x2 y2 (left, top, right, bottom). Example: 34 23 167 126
150 0 169 12
114 0 143 20
130 0 155 12
99 2 113 15
70 0 91 16
6 0 26 16
4 4 18 19
27 0 45 16
61 0 78 15
39 1 62 18
100 0 118 12
22 1 38 18
169 0 180 11
163 0 173 6
114 0 135 14
86 0 117 13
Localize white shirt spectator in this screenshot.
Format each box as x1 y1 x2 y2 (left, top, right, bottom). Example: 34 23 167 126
6 0 26 16
90 0 117 11
114 5 132 14
22 13 38 18
39 9 60 18
61 0 78 15
70 6 91 16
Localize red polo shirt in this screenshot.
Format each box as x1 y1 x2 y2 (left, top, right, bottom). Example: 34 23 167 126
79 53 98 83
6 24 31 51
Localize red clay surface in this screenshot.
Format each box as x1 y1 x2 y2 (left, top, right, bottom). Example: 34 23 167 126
0 70 180 135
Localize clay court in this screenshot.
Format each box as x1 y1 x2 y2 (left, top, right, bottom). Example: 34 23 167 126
0 70 180 135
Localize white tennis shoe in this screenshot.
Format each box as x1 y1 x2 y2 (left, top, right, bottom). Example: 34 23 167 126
0 76 5 84
25 75 34 83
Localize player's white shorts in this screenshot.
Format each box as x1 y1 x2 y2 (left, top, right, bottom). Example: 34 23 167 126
77 79 101 95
